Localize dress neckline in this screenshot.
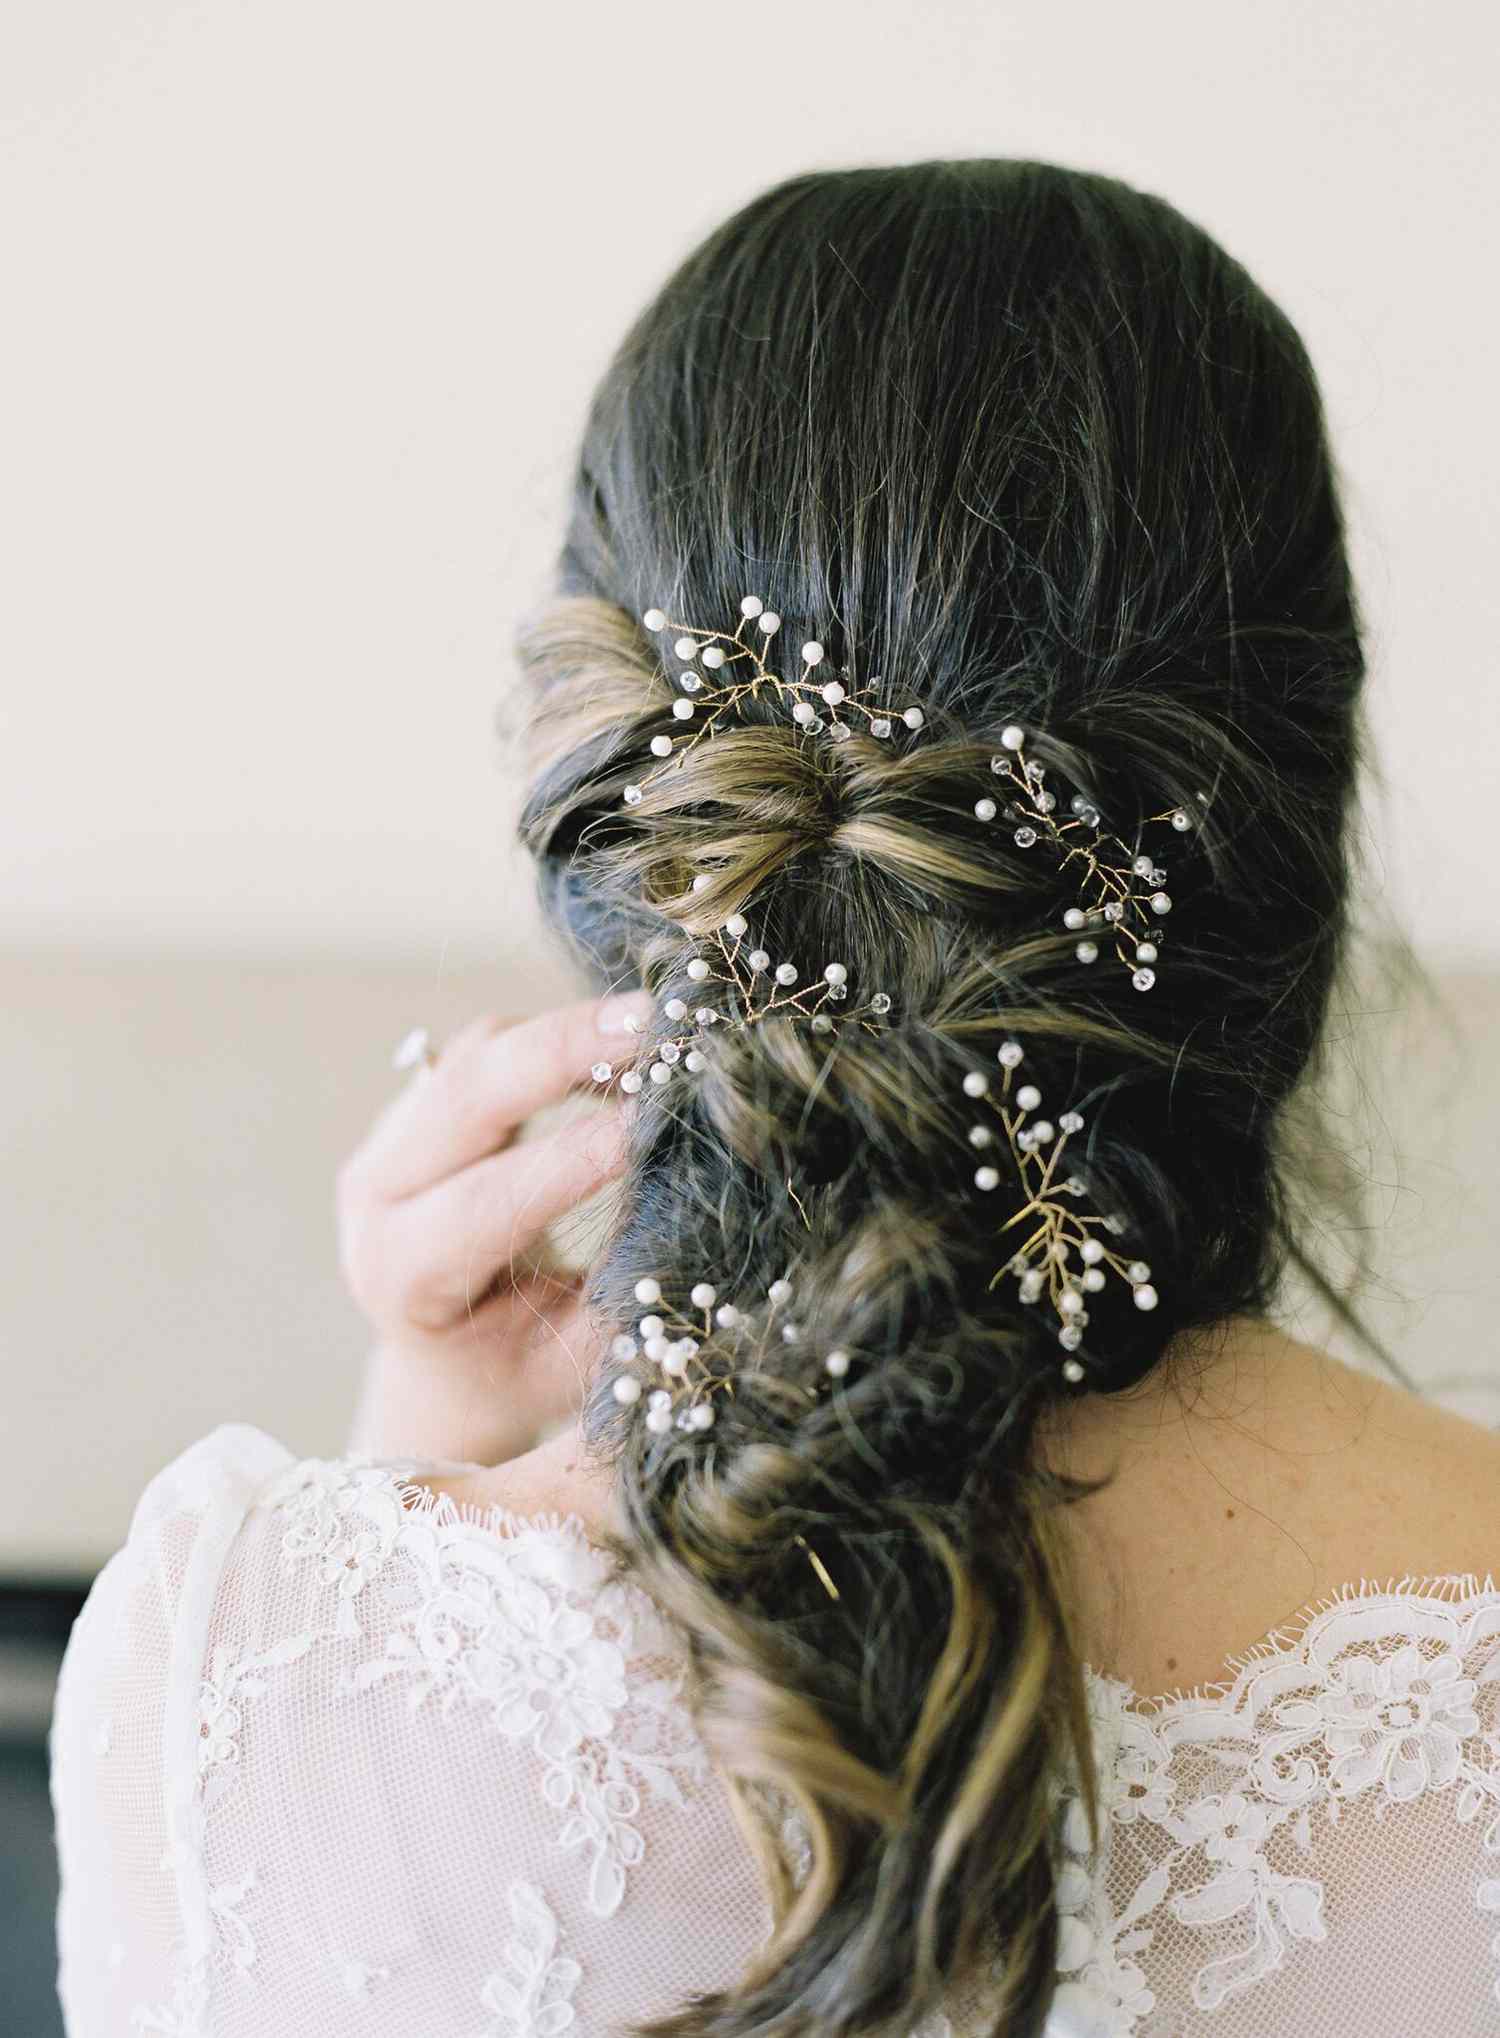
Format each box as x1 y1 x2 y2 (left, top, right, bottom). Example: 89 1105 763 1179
380 1462 1500 1726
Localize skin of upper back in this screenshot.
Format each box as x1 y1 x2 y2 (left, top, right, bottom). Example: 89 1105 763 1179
417 1311 1500 1705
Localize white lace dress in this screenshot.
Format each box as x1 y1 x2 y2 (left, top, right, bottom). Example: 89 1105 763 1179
47 1422 1500 2036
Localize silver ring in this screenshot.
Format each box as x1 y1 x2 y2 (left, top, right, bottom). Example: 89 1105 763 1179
391 1025 442 1076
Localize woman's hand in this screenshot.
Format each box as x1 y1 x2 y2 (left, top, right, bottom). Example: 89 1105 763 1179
335 989 650 1464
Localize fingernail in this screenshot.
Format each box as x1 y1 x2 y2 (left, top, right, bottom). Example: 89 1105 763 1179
598 990 654 1035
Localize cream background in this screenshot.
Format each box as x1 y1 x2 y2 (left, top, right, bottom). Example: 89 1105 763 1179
1 1 1495 1572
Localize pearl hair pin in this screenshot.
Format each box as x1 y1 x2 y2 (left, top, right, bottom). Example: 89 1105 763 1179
621 597 925 805
968 1036 1158 1386
980 724 1211 990
589 915 893 1095
609 1273 845 1599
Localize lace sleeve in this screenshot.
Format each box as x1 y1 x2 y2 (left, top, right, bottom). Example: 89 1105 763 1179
49 1424 779 2037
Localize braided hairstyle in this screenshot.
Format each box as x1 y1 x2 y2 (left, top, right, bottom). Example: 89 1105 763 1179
515 160 1379 2038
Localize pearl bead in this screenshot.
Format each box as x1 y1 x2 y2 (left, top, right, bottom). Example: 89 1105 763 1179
661 1346 687 1375
611 1334 637 1360
659 1042 681 1063
1000 725 1025 750
1014 825 1037 848
645 1406 673 1434
638 1315 664 1338
1020 1271 1045 1301
768 1278 793 1305
715 1303 740 1327
747 949 770 971
824 962 848 985
623 785 643 805
774 962 798 985
968 1125 993 1147
680 673 703 691
1133 855 1154 877
975 797 997 821
591 1061 612 1082
1133 1283 1159 1311
781 1322 800 1343
998 1040 1024 1068
650 735 672 757
673 637 697 661
871 992 892 1013
975 1166 1000 1190
619 1071 643 1094
1082 1268 1105 1292
962 1071 989 1097
792 701 817 725
871 718 892 738
825 1349 850 1377
684 1049 706 1071
634 1277 662 1304
1151 892 1172 914
1063 907 1086 930
642 608 667 631
613 1373 643 1404
664 997 687 1020
690 1282 717 1308
821 680 845 705
1135 942 1158 963
1079 1239 1104 1264
1059 1111 1083 1133
1016 1083 1041 1110
1059 1289 1084 1316
1075 941 1098 964
648 1061 672 1084
1171 809 1192 830
672 698 694 720
1061 1358 1085 1383
759 611 781 634
1132 968 1156 991
725 913 748 938
1128 1261 1151 1283
688 1401 714 1429
686 958 711 981
802 640 824 665
811 1014 833 1033
740 595 763 617
701 645 726 668
902 706 924 728
1059 1324 1084 1351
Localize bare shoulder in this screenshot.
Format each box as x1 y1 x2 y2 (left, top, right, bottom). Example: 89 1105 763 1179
401 1416 623 1541
1039 1320 1500 1700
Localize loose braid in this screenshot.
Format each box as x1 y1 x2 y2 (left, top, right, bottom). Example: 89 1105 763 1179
512 160 1381 2038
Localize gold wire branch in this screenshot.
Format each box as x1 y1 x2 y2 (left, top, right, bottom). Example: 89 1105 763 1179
966 1039 1160 1384
621 596 926 805
981 725 1210 990
590 917 893 1098
606 1272 845 1599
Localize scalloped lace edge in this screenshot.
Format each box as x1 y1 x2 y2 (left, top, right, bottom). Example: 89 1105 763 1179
1090 1569 1500 1719
379 1469 1500 1736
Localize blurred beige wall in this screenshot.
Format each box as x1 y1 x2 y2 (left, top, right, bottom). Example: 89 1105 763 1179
1 2 1496 1572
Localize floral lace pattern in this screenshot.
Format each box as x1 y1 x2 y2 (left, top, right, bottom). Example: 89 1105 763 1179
1037 1574 1500 2029
50 1424 1500 2038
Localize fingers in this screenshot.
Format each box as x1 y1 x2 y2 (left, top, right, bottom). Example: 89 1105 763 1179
364 1103 630 1332
352 990 650 1203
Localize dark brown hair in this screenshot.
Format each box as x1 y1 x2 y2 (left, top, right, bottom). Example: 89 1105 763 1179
515 159 1387 2037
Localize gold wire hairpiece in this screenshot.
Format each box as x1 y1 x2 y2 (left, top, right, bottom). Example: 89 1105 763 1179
620 595 926 807
962 1038 1157 1385
606 1271 847 1601
977 723 1211 990
589 915 892 1095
